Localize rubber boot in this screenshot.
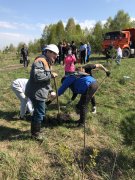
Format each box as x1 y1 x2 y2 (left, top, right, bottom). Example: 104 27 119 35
31 121 43 142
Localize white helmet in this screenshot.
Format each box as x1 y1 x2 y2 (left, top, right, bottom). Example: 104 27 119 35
45 44 59 55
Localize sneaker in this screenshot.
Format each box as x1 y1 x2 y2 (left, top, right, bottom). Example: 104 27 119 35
92 106 96 114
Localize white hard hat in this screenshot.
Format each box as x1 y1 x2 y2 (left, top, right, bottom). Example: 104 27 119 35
45 44 59 55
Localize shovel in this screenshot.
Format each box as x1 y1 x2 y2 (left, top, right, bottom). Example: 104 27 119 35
53 77 61 119
53 78 72 123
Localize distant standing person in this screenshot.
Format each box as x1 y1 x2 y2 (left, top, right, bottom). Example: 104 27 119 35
116 46 122 65
86 42 91 62
20 44 29 67
64 48 76 75
11 78 33 119
80 42 87 64
70 41 77 59
57 41 63 64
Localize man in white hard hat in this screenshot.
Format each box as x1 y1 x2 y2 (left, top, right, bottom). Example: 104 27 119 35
25 44 59 140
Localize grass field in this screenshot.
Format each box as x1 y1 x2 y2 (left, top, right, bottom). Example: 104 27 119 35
0 52 135 180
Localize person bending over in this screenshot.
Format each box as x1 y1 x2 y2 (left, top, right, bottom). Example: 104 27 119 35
11 78 33 119
58 72 98 126
75 64 110 114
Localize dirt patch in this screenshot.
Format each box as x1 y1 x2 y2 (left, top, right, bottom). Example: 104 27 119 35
42 113 78 128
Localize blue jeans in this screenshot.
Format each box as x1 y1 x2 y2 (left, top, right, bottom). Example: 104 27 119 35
30 99 46 123
116 55 121 65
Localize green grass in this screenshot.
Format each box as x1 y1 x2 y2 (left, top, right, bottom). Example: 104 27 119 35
0 52 135 179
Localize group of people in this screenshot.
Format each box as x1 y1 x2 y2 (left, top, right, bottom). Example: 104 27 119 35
12 43 110 141
51 40 91 65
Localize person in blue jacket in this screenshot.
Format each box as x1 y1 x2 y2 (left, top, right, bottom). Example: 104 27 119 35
58 72 98 126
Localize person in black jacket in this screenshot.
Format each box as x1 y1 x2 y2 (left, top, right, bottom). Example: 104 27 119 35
20 44 29 67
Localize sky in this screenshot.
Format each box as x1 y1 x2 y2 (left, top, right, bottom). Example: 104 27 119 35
0 0 135 50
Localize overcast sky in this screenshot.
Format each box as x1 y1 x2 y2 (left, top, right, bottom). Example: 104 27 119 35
0 0 135 50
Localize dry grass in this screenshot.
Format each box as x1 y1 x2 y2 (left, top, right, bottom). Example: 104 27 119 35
0 52 135 180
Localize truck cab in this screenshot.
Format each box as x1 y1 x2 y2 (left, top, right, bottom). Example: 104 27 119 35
102 28 135 58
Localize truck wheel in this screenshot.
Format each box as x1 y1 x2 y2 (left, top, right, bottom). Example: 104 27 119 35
122 48 130 58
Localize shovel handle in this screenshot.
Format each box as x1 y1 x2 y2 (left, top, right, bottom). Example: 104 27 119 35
53 77 60 114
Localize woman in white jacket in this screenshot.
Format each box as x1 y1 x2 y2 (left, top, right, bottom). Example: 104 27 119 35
11 78 33 119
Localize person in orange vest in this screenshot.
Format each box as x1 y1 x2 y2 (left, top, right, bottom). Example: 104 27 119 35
25 44 59 141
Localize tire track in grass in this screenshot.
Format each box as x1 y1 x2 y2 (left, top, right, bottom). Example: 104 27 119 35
0 64 24 72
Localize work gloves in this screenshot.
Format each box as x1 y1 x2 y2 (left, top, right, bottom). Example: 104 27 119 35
46 91 56 106
106 71 111 77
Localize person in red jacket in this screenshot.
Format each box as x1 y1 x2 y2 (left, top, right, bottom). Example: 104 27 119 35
64 48 76 75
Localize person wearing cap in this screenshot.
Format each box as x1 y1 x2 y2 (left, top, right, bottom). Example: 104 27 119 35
25 44 59 140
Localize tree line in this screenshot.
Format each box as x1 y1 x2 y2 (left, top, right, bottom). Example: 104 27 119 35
2 10 135 55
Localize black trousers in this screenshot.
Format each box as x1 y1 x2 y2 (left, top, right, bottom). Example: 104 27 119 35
91 96 96 107
79 82 98 123
23 57 28 67
80 50 86 64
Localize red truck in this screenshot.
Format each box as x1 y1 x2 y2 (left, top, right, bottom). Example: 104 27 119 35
102 28 135 58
